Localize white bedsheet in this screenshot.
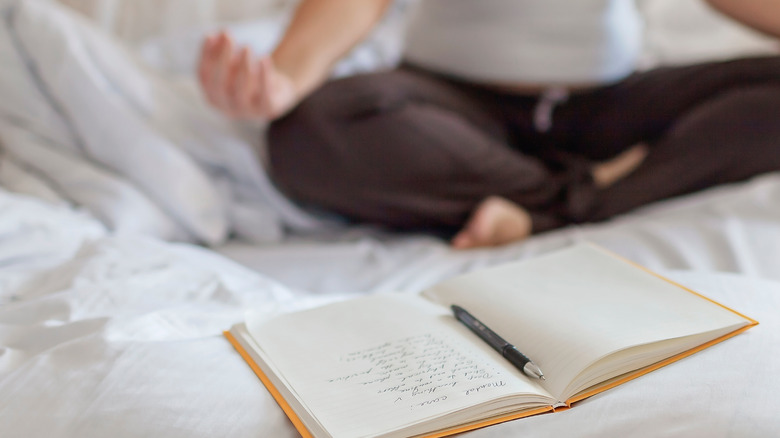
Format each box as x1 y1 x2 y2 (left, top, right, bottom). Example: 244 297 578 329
0 188 352 438
1 188 779 438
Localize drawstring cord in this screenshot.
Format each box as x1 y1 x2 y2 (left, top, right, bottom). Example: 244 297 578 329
533 87 570 133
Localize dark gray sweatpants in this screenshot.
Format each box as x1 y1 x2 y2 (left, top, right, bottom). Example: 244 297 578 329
268 57 780 235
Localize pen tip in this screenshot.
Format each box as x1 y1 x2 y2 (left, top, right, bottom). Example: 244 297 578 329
524 362 546 380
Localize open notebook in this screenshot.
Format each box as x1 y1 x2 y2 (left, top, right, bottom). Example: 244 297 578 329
225 244 757 438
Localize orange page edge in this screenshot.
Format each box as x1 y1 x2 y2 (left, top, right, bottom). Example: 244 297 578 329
224 331 314 438
566 321 756 405
224 331 556 438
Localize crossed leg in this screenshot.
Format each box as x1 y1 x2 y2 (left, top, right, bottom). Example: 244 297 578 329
268 61 780 249
268 69 595 243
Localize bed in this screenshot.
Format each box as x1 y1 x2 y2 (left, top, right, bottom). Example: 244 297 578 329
1 1 779 437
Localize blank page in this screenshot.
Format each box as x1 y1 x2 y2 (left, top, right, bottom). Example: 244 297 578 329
422 244 751 399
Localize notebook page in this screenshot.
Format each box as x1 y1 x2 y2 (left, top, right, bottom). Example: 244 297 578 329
422 244 750 399
246 294 553 438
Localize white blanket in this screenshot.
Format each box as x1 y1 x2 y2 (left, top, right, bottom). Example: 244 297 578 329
0 0 327 245
1 188 779 438
0 188 324 438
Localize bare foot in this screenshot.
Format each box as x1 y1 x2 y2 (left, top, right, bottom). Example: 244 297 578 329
592 143 649 188
451 197 533 250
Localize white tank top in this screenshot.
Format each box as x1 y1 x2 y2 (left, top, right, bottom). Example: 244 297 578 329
403 0 643 86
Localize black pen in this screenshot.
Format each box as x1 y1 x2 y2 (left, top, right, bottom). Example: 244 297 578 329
452 305 545 380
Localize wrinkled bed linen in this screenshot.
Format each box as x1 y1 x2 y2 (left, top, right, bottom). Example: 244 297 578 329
0 188 334 438
0 0 325 245
1 188 779 438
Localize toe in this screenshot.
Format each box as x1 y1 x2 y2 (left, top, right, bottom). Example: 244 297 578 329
451 231 476 250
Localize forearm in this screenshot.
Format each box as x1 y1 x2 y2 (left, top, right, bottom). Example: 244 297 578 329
271 0 393 98
705 0 780 38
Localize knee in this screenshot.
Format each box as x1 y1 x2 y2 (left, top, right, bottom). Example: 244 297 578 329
711 86 779 110
268 73 397 161
266 72 409 204
268 70 420 162
265 101 333 204
674 86 780 135
277 71 412 130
